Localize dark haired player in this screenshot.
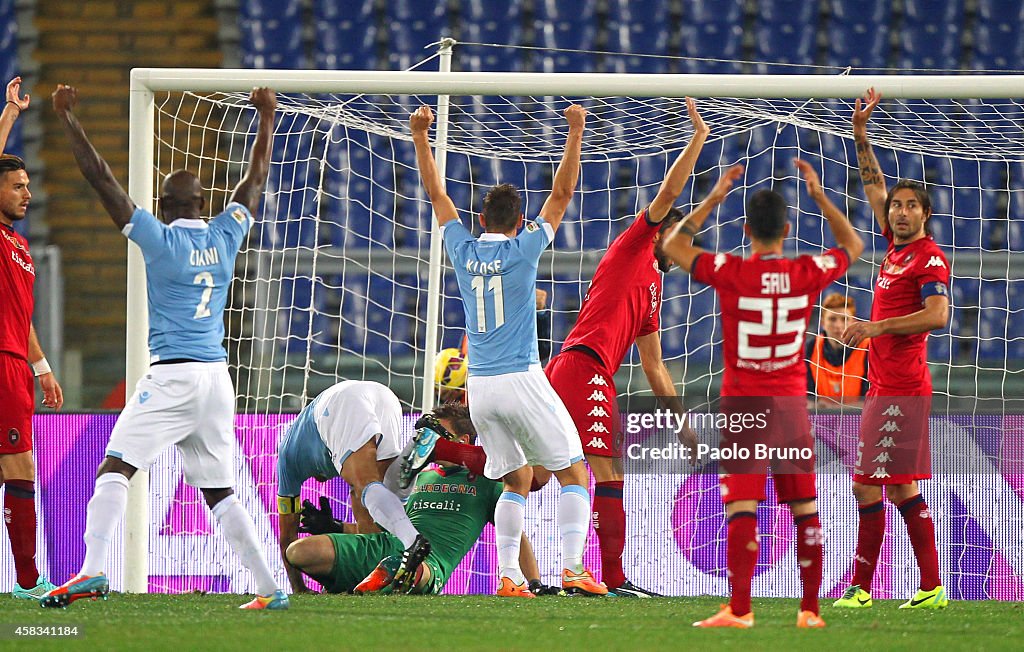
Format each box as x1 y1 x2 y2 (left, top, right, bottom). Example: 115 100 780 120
542 97 708 597
411 102 604 597
833 88 950 610
663 159 863 628
0 76 63 600
284 404 551 595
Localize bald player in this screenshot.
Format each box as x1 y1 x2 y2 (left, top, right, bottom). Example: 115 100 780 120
43 84 287 610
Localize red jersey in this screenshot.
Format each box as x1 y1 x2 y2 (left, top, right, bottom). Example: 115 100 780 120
560 211 661 373
868 228 949 392
0 224 34 360
692 247 850 397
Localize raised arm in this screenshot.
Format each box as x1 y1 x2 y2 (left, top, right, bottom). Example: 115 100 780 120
661 164 744 273
410 105 459 226
794 158 864 260
852 87 888 231
230 87 277 213
843 294 949 347
0 77 29 154
538 104 586 232
52 85 135 229
647 97 709 223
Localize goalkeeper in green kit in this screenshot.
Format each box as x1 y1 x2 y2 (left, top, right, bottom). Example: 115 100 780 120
284 403 549 594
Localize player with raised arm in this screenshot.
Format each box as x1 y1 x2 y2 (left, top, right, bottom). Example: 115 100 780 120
411 102 604 597
832 89 950 611
663 159 864 628
0 76 64 600
276 380 432 593
539 97 707 597
43 85 287 610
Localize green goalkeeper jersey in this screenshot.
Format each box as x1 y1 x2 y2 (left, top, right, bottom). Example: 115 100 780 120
406 466 504 581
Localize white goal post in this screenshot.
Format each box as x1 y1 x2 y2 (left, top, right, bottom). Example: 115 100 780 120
124 64 1024 594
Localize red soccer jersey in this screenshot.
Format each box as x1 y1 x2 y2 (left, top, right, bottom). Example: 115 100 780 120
867 229 950 392
560 211 662 373
692 248 851 397
0 224 34 360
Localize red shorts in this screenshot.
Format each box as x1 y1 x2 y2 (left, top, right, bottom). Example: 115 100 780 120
853 388 932 485
0 352 33 454
720 472 817 504
545 349 620 458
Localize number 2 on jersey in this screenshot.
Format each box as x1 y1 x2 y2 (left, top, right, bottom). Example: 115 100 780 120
470 275 505 333
193 271 214 319
737 295 808 360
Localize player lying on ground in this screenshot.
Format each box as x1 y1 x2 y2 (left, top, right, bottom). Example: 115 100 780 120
277 380 436 593
0 76 64 600
832 88 950 611
412 102 606 598
663 159 864 628
285 405 557 595
44 85 287 610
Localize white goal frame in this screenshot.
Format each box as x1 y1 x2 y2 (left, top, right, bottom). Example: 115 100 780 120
125 65 1024 592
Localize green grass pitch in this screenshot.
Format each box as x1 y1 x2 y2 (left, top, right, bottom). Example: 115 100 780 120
5 593 1023 651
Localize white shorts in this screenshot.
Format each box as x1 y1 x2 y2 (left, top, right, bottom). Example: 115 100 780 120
467 367 583 479
107 361 235 488
315 380 403 470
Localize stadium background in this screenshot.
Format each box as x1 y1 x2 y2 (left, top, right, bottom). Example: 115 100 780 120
0 0 1021 598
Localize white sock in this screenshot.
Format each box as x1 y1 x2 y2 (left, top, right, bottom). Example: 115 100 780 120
361 481 419 547
494 492 526 584
211 495 278 596
81 473 130 576
559 485 590 573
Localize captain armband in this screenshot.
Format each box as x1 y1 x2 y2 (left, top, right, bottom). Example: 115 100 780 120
277 495 302 515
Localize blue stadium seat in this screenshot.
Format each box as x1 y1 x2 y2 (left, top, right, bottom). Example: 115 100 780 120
386 1 451 57
678 22 744 74
897 22 961 69
315 18 378 69
825 21 890 69
532 0 596 24
970 22 1023 70
903 0 964 23
754 21 817 67
828 0 890 22
978 281 1009 360
759 0 817 24
238 0 305 69
689 0 744 25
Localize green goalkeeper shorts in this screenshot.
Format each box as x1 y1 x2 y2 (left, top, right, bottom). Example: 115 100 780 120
322 533 446 595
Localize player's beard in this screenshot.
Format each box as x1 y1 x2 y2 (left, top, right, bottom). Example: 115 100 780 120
655 251 672 273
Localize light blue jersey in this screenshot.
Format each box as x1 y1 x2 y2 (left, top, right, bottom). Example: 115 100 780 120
443 218 554 376
276 393 337 497
124 202 253 363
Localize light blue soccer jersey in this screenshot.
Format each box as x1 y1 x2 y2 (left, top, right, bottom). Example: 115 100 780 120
123 202 253 363
443 218 554 376
276 393 337 497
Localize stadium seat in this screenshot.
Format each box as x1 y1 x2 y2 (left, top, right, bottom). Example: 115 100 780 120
238 0 305 69
677 22 744 74
828 0 890 22
978 281 1010 360
970 22 1022 70
897 22 961 70
689 0 744 25
903 0 964 23
754 21 817 67
758 0 817 25
825 21 890 69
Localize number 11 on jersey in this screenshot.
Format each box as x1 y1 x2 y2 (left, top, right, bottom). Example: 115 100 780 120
471 275 505 333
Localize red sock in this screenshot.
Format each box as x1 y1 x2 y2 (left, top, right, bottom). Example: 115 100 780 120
592 481 626 589
4 480 39 588
852 499 886 593
433 439 487 477
794 512 823 614
727 511 758 617
898 495 940 591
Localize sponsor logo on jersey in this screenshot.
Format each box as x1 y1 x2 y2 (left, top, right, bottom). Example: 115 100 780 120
876 436 896 448
878 420 901 433
587 406 609 417
587 375 608 386
925 255 946 268
649 282 659 317
588 422 609 433
525 221 538 233
139 391 152 404
812 254 838 272
1 228 27 252
882 404 904 417
587 437 609 449
587 390 608 402
10 250 34 276
418 483 478 495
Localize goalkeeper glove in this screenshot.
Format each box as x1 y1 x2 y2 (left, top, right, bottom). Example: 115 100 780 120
299 496 347 535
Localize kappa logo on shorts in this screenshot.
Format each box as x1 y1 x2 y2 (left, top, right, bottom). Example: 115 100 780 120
587 375 608 386
587 406 609 418
139 391 152 404
873 452 893 463
587 390 608 402
882 404 904 417
7 428 19 446
878 420 901 433
587 437 609 449
877 436 896 448
587 422 609 433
